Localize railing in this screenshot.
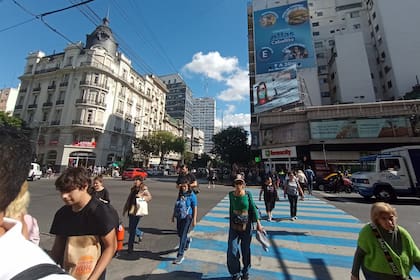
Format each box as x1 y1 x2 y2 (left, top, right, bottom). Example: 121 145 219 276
75 99 106 109
59 82 68 87
28 104 38 109
43 102 53 107
56 100 65 105
50 120 60 126
79 80 109 90
15 104 23 110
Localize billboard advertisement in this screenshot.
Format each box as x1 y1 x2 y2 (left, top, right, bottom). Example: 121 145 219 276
310 117 412 139
253 64 299 114
253 0 316 74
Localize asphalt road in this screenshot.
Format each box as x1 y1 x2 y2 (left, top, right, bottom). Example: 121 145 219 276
26 175 234 278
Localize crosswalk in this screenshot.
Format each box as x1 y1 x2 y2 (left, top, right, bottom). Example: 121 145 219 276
152 189 420 280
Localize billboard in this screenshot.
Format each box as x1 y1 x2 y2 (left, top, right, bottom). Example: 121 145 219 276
310 117 412 139
253 64 299 114
253 1 316 74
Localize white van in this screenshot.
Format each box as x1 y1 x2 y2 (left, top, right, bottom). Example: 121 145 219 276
28 163 42 181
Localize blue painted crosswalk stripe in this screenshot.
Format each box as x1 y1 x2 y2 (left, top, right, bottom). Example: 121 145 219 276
151 189 420 279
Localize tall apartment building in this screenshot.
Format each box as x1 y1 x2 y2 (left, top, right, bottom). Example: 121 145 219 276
13 18 167 170
0 87 18 115
192 97 215 154
159 73 194 149
248 0 420 174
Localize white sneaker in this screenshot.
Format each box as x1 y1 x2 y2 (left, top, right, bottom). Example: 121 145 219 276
173 255 185 264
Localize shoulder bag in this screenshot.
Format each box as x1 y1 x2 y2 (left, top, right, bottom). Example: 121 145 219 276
135 197 149 216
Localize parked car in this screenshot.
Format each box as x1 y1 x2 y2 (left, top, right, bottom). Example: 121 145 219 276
28 163 43 181
122 168 148 180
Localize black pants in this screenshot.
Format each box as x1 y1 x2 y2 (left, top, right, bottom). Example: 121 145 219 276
287 194 298 217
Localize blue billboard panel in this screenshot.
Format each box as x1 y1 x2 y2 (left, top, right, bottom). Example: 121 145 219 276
253 1 316 74
253 64 299 114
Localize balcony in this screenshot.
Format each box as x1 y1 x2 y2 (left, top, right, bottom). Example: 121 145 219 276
72 120 104 129
19 88 27 93
75 99 107 109
59 81 68 87
47 85 56 90
56 100 65 105
79 80 109 91
14 104 23 110
42 102 53 107
116 108 124 115
114 126 122 132
50 120 60 126
32 87 41 93
28 104 38 109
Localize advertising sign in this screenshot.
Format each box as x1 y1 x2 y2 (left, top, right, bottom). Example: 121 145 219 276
262 146 297 159
253 64 299 114
253 0 316 74
310 117 411 139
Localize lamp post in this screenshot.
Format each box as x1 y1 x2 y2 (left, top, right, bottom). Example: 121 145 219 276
320 140 327 168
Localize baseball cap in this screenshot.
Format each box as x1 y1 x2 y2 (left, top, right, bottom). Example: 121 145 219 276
233 174 245 184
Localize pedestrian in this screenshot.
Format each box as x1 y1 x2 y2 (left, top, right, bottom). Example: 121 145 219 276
259 176 277 221
208 168 217 189
171 180 197 264
351 202 420 280
5 181 40 245
227 174 264 280
296 169 308 193
283 171 304 220
49 167 119 280
92 175 111 203
176 164 199 194
122 177 152 253
304 166 316 195
0 125 74 279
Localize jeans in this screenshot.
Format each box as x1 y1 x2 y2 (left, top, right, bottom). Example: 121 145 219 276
128 214 141 250
287 194 298 217
227 222 252 277
176 215 192 257
308 182 313 194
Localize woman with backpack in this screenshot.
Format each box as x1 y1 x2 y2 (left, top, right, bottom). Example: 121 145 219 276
171 181 197 265
122 177 152 254
259 176 278 222
284 171 304 220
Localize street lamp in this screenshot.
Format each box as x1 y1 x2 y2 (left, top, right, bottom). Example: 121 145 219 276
320 140 327 168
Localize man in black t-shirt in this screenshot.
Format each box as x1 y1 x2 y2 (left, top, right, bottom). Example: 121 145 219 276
176 165 199 194
50 167 119 280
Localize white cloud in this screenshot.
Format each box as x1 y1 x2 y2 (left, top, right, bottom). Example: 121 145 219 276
183 51 249 102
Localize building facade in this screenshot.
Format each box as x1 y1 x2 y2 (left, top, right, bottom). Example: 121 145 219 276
0 87 18 115
159 73 194 149
13 18 167 171
249 0 420 175
192 97 215 154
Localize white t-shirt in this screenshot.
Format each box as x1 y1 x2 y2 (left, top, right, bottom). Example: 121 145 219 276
0 217 75 279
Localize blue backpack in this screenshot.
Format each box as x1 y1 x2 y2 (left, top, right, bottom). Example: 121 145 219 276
174 196 191 219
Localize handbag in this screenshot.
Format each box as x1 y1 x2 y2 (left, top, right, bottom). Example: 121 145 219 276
231 213 248 232
135 198 148 216
63 235 101 280
369 223 407 280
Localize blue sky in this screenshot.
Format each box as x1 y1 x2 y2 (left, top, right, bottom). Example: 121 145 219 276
0 0 251 128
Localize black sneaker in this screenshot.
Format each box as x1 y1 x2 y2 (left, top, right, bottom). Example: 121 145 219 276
242 273 249 280
231 276 240 280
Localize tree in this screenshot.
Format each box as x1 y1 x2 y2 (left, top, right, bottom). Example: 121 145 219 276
211 126 251 165
0 112 24 128
134 131 186 165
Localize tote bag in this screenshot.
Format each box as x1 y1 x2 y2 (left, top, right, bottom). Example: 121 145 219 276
136 198 149 216
63 235 101 280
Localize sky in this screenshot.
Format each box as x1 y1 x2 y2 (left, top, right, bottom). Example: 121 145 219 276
0 0 251 130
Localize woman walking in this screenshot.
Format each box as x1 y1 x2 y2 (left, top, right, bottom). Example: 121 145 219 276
123 178 152 253
351 202 420 280
283 171 304 220
259 176 277 221
227 174 264 280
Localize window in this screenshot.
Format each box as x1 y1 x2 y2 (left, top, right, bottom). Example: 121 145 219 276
330 30 335 34
313 31 320 36
321 92 330 97
387 80 393 89
331 73 335 80
314 41 323 48
353 24 361 29
335 3 362 11
42 110 49 122
93 73 99 84
328 40 335 46
384 65 391 74
372 12 376 19
316 52 325 58
86 109 93 123
318 65 327 73
350 11 360 18
316 11 323 16
375 24 379 32
381 51 386 59
312 22 319 27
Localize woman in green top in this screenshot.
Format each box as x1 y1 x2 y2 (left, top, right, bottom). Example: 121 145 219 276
351 202 420 280
227 174 264 280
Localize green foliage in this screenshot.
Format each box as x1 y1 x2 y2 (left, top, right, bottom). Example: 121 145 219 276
0 112 23 128
211 126 251 165
183 151 194 165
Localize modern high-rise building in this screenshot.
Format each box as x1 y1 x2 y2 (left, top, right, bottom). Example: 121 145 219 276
248 0 420 174
193 97 215 154
13 18 167 170
159 73 194 147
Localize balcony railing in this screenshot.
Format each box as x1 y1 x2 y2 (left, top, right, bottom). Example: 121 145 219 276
114 126 122 132
56 100 65 105
75 99 107 109
79 80 109 90
43 102 53 107
32 87 41 92
72 120 104 128
50 120 60 126
59 81 68 87
28 104 37 109
14 104 23 110
47 85 56 90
